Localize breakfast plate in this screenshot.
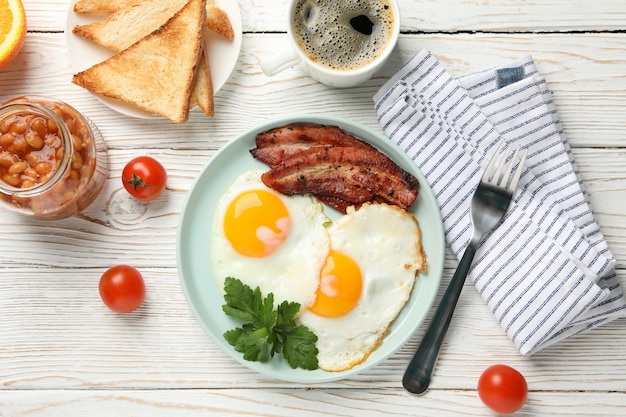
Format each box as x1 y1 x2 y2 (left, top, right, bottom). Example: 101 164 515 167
177 114 445 383
65 0 242 119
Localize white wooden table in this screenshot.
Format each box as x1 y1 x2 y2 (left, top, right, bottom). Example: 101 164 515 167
1 1 626 415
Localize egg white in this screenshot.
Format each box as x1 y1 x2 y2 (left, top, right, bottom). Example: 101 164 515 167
210 170 331 311
296 203 426 372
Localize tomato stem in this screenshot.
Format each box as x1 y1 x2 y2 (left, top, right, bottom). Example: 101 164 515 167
126 173 152 190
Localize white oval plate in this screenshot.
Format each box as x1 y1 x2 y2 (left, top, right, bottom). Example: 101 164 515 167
177 114 445 383
65 0 242 119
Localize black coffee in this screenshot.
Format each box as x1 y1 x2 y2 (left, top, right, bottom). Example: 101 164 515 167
350 15 375 36
292 0 395 71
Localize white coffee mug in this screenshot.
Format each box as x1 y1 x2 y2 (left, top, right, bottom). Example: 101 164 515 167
262 0 400 88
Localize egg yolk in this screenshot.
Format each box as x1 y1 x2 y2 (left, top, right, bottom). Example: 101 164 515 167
309 250 363 318
223 189 291 257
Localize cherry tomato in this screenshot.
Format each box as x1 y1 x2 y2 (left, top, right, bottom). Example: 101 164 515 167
99 265 146 313
122 156 167 201
478 364 528 414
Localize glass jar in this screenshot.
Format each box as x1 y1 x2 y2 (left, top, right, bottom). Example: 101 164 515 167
0 96 108 219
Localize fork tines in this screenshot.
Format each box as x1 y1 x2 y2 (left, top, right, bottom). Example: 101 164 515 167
482 141 528 193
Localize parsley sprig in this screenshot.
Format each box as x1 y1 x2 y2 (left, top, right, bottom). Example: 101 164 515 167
222 277 319 370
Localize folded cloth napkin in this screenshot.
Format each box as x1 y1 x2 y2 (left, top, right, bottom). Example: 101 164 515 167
374 49 626 355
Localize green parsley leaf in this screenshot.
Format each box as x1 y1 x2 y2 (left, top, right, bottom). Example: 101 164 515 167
275 300 300 332
221 277 319 370
224 325 272 362
282 325 319 370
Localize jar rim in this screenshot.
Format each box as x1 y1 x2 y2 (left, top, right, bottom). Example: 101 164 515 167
0 101 74 197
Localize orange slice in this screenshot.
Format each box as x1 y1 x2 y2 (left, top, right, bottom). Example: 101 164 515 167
0 0 26 70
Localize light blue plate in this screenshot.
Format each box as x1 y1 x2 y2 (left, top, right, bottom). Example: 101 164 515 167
177 114 445 383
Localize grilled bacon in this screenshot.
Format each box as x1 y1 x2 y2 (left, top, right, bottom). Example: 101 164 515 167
250 123 419 213
255 123 373 152
251 123 373 168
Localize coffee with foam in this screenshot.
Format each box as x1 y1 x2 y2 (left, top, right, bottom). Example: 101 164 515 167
292 0 395 72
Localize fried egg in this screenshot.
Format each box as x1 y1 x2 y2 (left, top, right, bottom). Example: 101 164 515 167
210 170 330 309
297 203 426 372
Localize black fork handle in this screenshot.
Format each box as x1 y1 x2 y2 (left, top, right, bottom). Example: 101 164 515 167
402 244 477 394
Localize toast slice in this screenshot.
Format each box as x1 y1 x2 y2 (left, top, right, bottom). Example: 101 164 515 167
72 0 206 123
73 0 217 13
192 48 214 117
73 0 145 13
205 4 234 40
73 0 231 40
72 0 188 52
73 0 214 117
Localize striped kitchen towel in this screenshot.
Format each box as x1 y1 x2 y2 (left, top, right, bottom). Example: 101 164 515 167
374 49 626 355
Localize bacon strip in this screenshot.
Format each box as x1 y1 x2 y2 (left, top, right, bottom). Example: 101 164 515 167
251 123 419 213
255 123 374 150
252 123 373 168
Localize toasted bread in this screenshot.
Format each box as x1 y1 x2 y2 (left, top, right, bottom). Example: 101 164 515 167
73 0 230 40
73 0 217 12
72 0 206 123
205 4 234 40
192 48 214 117
73 0 214 117
73 0 145 13
72 0 188 52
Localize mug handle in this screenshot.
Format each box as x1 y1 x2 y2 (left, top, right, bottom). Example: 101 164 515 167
261 46 301 77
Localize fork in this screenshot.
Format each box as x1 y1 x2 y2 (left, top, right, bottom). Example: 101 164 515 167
403 142 528 395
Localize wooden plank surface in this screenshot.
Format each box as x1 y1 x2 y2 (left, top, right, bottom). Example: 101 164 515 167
21 0 626 32
3 389 626 416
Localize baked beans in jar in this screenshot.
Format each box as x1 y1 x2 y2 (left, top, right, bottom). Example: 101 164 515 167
0 96 108 219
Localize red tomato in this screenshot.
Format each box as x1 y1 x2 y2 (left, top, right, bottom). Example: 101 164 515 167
99 265 146 313
478 364 528 414
122 156 167 201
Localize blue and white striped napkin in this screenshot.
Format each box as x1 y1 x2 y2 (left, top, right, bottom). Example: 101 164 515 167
374 49 626 355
